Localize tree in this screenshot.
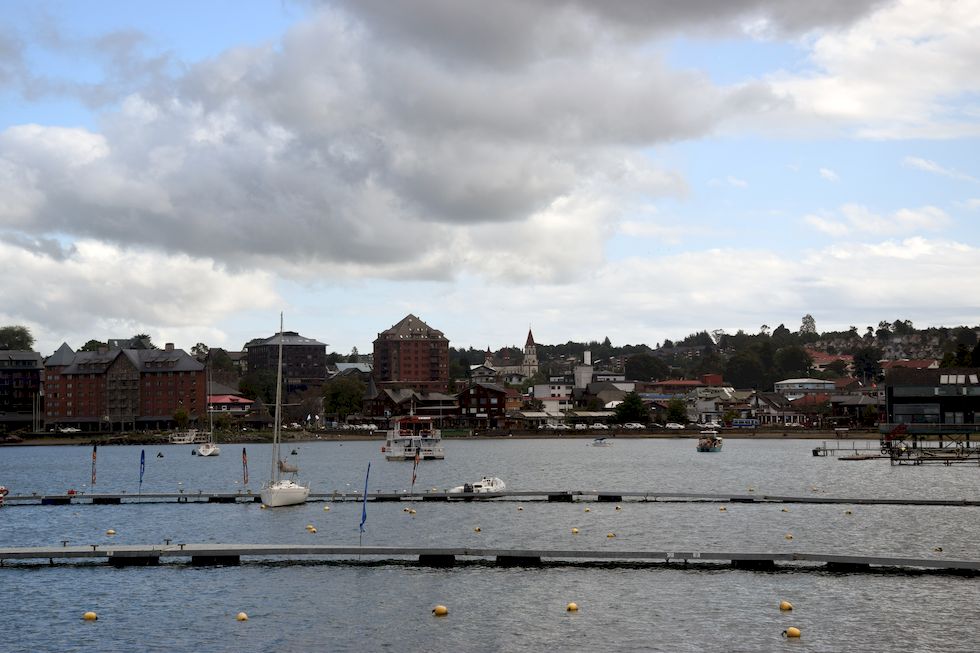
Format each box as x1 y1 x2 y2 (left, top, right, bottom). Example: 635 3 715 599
665 397 688 423
625 354 670 382
173 406 189 429
759 325 771 337
191 343 209 360
131 333 156 349
79 339 107 352
239 371 277 404
800 314 816 335
614 392 648 423
348 346 360 363
823 359 849 376
774 345 813 378
522 398 544 411
322 376 366 420
892 319 915 336
954 343 971 366
724 351 768 390
770 324 795 348
851 346 883 382
0 325 34 350
876 321 892 342
971 341 980 368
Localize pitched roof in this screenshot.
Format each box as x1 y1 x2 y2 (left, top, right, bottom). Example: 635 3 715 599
378 314 446 340
45 342 76 366
57 347 204 374
525 329 535 347
252 331 327 347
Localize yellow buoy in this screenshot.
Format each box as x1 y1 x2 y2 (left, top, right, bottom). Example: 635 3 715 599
260 504 267 509
236 612 248 621
785 533 794 540
305 524 315 530
409 509 416 515
783 627 801 638
571 527 579 534
584 508 591 513
719 507 727 512
934 546 943 552
432 605 448 617
615 505 622 511
566 602 578 612
607 532 616 538
781 508 789 513
82 611 98 621
844 510 853 515
779 600 793 611
323 506 330 511
474 526 481 532
308 527 317 533
105 529 116 536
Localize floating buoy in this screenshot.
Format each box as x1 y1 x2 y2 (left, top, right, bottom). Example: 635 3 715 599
719 507 727 512
779 600 793 611
308 527 317 533
432 605 448 617
844 510 853 515
323 506 330 511
517 506 523 511
934 546 943 552
260 504 267 509
82 611 98 621
615 505 622 511
781 508 789 513
474 526 481 532
566 602 578 612
409 509 416 515
584 508 591 513
105 529 116 536
305 524 315 530
785 533 794 540
607 532 616 538
571 527 579 534
236 612 248 621
782 627 801 638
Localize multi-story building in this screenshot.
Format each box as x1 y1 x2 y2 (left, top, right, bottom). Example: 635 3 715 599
457 382 508 427
245 331 328 393
884 367 980 431
0 350 42 432
373 314 449 393
43 343 206 431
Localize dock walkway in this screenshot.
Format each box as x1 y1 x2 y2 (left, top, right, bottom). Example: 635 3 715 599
4 490 980 507
0 543 975 574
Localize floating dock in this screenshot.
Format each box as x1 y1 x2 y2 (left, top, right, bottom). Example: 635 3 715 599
4 490 980 507
0 543 975 574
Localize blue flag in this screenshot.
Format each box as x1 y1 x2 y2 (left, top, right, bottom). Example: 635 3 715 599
359 462 371 533
139 449 145 484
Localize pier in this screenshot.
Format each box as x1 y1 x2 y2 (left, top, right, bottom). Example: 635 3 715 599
0 543 976 574
3 490 980 507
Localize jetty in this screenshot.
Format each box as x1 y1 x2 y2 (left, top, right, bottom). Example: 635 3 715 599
0 543 975 574
3 490 979 507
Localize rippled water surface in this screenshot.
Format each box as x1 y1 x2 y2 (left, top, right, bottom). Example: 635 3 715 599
1 438 978 652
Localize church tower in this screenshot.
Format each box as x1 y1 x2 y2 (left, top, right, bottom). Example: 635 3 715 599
521 329 538 378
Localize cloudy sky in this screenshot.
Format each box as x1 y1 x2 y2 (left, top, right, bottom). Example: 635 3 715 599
2 0 979 357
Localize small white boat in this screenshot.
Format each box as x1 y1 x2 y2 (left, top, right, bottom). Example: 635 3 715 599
196 441 220 457
259 314 310 508
696 431 723 452
589 437 613 447
449 476 506 494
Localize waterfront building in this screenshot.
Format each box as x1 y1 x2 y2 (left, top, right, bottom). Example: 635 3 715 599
372 314 450 393
884 367 980 431
0 350 43 433
457 381 508 428
245 330 328 393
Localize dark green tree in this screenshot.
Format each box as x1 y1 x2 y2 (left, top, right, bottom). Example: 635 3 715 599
131 333 156 349
851 346 883 382
614 392 648 423
173 406 189 429
724 351 768 390
625 354 670 381
665 397 688 423
79 339 107 352
0 325 34 350
322 376 366 420
191 343 209 360
239 370 277 404
774 345 813 378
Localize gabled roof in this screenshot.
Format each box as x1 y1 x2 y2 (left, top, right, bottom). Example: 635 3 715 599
57 347 204 374
45 343 76 367
252 331 327 347
525 329 535 347
0 350 42 366
755 392 793 409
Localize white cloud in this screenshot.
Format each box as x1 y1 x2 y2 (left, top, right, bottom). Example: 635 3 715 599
803 204 951 237
819 167 839 182
902 156 978 183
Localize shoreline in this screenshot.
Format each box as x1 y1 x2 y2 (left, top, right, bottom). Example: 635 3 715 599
1 429 882 447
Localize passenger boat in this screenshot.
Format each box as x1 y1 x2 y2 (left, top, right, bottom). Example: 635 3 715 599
449 476 506 494
696 430 723 452
382 416 445 461
169 429 209 445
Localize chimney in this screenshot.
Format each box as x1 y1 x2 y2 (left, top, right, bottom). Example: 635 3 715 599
584 350 592 366
165 343 174 351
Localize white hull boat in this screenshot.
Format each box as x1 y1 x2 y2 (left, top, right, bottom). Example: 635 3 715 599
260 479 309 507
196 441 220 456
449 476 506 494
383 416 445 461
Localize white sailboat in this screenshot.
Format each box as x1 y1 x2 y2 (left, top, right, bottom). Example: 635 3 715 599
260 313 310 507
196 362 220 456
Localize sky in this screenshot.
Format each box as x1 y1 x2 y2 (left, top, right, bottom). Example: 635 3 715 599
2 0 979 357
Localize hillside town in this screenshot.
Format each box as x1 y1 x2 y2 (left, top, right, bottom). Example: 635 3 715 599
1 315 979 438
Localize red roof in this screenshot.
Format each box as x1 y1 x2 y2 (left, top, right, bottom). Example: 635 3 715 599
880 359 937 370
208 394 254 405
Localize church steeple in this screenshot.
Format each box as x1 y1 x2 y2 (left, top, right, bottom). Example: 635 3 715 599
484 346 494 367
522 328 538 378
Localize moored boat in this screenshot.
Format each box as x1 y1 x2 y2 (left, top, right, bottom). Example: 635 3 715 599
449 476 506 494
382 416 445 461
697 431 723 452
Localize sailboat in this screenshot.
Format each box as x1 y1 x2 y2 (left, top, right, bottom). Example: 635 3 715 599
259 313 311 507
196 359 220 456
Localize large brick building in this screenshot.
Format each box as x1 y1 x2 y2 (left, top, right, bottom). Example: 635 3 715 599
43 343 206 431
245 331 328 393
0 350 42 433
373 314 450 393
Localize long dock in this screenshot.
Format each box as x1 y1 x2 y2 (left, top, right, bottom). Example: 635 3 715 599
4 490 980 507
0 543 975 573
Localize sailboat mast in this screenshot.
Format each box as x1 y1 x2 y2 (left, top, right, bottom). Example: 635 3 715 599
272 312 285 483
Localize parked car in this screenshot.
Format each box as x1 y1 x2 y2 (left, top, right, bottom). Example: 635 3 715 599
665 422 685 430
623 423 645 430
702 421 722 429
592 423 609 430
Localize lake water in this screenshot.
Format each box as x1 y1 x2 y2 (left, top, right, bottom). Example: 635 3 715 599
1 438 978 652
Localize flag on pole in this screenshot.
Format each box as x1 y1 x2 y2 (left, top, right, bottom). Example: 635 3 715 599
359 462 371 533
411 449 420 494
91 444 97 485
138 449 145 497
242 447 249 485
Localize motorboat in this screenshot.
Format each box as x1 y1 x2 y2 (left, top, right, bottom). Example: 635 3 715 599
589 437 613 447
382 416 445 461
260 313 311 508
696 430 723 452
449 476 506 494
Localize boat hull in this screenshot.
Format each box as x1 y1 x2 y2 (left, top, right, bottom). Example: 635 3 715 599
696 446 722 452
197 443 220 457
260 481 310 507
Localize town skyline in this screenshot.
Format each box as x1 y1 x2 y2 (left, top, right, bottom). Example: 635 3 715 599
2 1 979 360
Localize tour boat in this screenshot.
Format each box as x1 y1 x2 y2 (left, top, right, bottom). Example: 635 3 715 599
696 431 723 452
260 314 310 508
449 476 506 494
382 416 445 461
